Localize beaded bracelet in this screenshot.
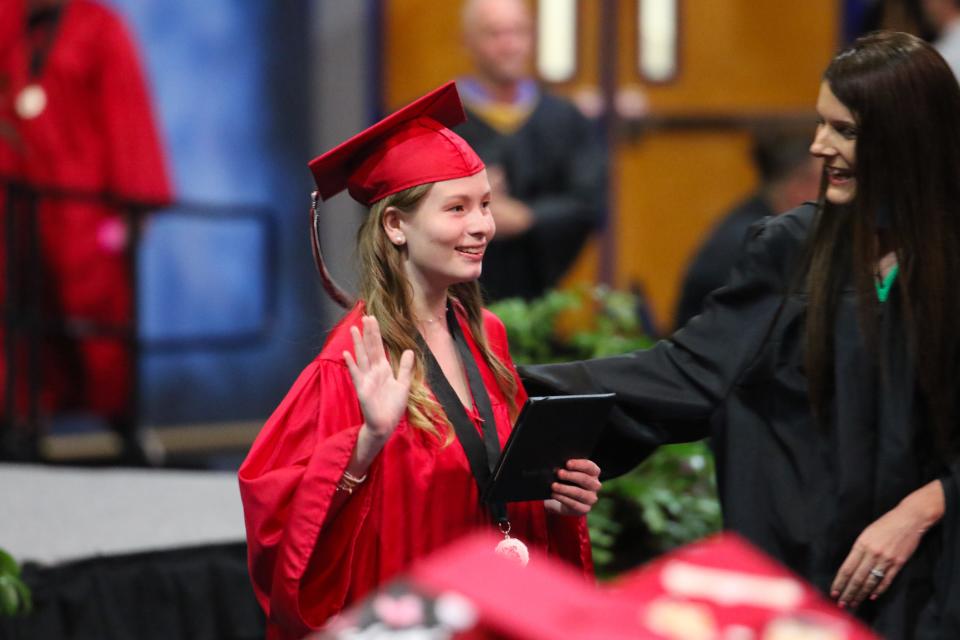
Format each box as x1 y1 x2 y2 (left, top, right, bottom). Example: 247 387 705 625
336 470 368 495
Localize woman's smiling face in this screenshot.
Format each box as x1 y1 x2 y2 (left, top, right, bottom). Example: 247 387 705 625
810 81 858 206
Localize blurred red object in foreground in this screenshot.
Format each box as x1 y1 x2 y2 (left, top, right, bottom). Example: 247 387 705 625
311 532 878 640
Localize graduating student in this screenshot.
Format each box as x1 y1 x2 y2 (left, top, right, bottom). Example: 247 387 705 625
520 32 960 639
238 83 601 640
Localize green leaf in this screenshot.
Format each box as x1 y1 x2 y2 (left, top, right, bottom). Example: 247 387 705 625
0 549 31 617
14 579 32 614
0 550 19 578
0 577 19 616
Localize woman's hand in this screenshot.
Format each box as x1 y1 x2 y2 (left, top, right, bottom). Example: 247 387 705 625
831 480 945 608
545 459 602 516
343 315 415 440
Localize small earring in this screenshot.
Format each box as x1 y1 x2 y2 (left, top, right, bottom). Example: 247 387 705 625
395 235 404 244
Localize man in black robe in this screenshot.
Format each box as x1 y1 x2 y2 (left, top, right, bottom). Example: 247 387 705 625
456 0 607 301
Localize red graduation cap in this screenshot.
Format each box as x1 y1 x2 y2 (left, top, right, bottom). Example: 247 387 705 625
309 81 485 206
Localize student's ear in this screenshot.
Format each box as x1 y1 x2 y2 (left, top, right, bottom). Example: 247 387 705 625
382 206 406 246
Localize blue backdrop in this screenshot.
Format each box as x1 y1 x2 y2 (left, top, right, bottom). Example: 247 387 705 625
105 0 325 425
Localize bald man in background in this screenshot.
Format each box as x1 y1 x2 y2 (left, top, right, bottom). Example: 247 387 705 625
456 0 607 301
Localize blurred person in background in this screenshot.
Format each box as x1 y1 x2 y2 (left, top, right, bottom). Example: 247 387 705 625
521 32 960 638
0 0 171 460
456 0 607 301
674 130 821 328
921 0 960 76
238 83 600 640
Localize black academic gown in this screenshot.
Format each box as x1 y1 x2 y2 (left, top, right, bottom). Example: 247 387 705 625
520 204 960 639
456 93 607 301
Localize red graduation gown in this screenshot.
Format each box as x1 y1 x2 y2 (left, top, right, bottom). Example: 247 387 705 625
239 304 593 640
0 0 171 419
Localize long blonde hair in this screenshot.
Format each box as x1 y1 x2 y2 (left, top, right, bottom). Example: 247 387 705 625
356 183 518 441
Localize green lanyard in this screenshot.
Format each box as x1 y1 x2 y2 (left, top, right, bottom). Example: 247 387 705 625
876 264 899 302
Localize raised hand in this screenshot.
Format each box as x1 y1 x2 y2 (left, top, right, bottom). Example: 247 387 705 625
545 458 602 516
343 315 415 439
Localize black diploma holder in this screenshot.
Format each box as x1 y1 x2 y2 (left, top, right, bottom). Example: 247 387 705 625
481 393 615 504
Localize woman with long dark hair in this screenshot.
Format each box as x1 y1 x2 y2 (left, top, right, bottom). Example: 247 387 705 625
521 31 960 638
238 83 601 640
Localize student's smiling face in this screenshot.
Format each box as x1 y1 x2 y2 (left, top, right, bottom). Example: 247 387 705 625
385 170 495 293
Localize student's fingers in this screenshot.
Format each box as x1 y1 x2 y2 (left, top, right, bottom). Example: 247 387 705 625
551 481 598 507
350 325 368 371
396 350 415 387
556 468 602 492
343 351 361 388
363 315 386 366
565 459 601 478
549 491 593 516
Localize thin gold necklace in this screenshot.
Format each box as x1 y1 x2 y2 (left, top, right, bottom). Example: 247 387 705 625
417 304 447 326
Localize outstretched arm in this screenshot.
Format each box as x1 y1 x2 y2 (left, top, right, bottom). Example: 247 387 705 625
521 210 815 479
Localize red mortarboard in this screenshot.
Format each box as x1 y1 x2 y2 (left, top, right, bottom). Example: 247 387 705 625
309 81 485 206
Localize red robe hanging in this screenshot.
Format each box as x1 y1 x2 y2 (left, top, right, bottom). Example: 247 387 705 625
0 0 171 420
239 303 594 640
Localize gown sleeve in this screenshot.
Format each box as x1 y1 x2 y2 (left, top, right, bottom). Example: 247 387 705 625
237 356 372 637
519 207 813 479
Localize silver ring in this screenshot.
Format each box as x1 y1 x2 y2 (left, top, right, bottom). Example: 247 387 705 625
869 567 885 580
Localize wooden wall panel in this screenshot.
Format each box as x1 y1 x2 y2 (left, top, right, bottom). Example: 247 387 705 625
383 1 469 107
617 0 838 112
614 131 756 330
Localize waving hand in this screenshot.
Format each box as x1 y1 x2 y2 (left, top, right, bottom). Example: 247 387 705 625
343 315 415 439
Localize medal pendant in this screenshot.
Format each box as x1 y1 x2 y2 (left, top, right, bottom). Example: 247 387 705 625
15 84 47 119
494 520 529 566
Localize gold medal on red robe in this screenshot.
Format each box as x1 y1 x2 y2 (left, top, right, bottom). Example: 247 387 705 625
494 520 529 566
15 84 47 119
